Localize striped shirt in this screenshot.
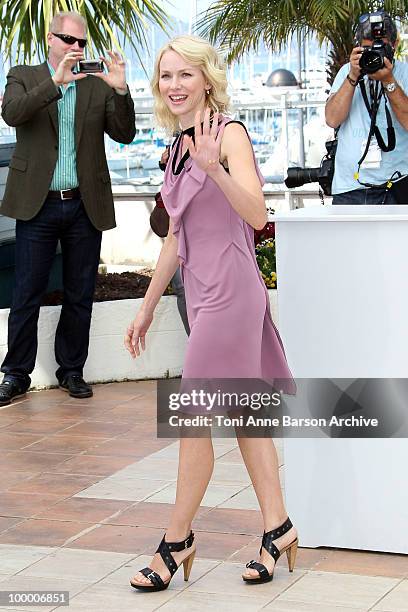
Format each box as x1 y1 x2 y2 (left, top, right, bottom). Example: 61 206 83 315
47 62 78 190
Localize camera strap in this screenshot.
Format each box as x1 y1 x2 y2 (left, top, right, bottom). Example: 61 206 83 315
359 78 395 153
354 78 396 189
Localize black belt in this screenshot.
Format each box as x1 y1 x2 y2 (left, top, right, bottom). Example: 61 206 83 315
48 188 81 200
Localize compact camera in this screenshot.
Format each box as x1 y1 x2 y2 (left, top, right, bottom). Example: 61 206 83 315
358 15 394 75
77 60 104 73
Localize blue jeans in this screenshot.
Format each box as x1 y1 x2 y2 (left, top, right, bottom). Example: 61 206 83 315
332 187 398 205
1 197 102 388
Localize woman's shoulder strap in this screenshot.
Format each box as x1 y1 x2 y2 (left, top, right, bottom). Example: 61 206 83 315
222 118 250 137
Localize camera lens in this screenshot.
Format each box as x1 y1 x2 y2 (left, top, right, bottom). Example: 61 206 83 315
359 49 384 74
285 167 320 189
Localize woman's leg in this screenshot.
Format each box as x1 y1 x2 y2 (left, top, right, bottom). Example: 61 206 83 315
132 435 214 585
236 436 298 578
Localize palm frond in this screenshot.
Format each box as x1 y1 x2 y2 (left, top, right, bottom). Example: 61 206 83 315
0 0 171 63
197 0 408 83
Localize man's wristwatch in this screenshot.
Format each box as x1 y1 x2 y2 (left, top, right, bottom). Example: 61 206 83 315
384 81 398 94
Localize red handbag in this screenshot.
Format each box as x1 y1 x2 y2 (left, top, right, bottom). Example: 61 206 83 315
150 191 170 238
254 208 275 246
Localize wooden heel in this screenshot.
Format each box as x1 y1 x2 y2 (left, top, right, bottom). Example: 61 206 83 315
286 538 298 572
183 550 196 581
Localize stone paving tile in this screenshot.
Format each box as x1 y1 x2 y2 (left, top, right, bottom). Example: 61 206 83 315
193 507 263 536
316 548 408 578
0 493 65 518
47 454 135 476
65 582 178 612
217 484 260 510
0 432 47 451
147 440 241 461
3 451 74 472
147 441 180 460
277 571 399 609
52 420 135 438
217 440 284 466
98 406 153 423
211 461 252 484
146 482 247 507
74 476 170 502
0 518 25 534
83 438 167 458
193 531 255 560
25 435 109 455
8 473 101 497
120 424 159 440
372 579 408 611
116 457 179 481
0 471 38 491
0 544 56 574
28 404 118 420
19 547 134 582
0 413 27 429
0 519 91 547
187 561 304 597
2 418 82 435
157 590 270 611
35 497 132 523
0 397 57 417
66 524 164 554
105 501 211 528
262 602 368 612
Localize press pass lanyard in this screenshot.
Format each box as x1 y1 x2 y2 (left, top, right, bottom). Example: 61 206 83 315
354 78 396 186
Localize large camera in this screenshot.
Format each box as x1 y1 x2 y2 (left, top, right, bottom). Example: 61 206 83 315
358 14 394 75
284 139 338 196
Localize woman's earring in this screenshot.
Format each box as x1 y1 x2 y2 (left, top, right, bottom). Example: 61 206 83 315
206 89 211 95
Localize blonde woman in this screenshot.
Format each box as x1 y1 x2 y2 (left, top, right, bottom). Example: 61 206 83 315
125 35 298 591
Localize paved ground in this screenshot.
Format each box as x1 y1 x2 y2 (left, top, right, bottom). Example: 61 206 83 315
0 381 407 611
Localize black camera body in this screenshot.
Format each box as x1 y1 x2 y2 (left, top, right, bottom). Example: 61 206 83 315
359 39 394 75
358 15 394 75
284 139 338 196
77 60 104 73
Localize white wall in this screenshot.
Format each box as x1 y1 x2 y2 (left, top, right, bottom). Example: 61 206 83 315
0 291 278 389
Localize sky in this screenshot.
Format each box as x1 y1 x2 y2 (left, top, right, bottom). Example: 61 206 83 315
164 0 211 20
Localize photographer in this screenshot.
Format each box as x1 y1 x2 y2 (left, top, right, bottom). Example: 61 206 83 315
0 11 136 405
325 11 408 204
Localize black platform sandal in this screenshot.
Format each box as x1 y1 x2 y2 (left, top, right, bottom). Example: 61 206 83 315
130 531 195 592
243 517 298 584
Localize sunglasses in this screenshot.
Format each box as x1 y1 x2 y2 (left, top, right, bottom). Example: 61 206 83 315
51 32 87 48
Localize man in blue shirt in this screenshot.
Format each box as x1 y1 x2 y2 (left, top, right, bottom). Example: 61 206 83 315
326 11 408 204
0 11 136 405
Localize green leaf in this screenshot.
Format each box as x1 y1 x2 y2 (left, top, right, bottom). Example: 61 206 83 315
197 0 408 84
0 0 171 64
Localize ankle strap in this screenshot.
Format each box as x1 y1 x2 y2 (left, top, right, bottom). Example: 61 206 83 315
264 517 293 540
157 530 194 553
263 517 292 541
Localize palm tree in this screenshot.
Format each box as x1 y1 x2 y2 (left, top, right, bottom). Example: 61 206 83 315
197 0 408 84
0 0 170 63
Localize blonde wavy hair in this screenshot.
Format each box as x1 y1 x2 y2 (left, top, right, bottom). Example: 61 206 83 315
151 35 231 134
